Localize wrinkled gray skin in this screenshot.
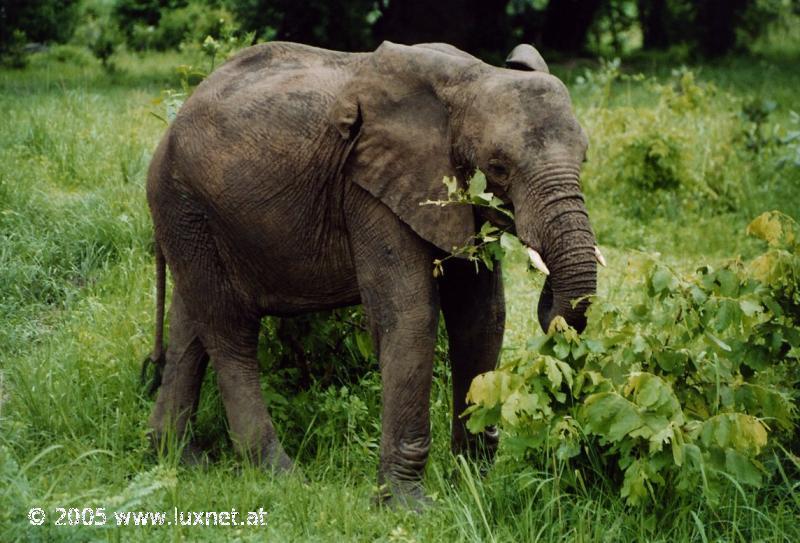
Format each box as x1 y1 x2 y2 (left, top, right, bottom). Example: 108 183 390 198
146 41 596 508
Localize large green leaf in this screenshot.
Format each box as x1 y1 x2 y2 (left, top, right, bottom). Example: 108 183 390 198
466 371 523 408
624 372 685 424
696 413 768 455
582 392 643 442
501 390 543 425
747 210 797 248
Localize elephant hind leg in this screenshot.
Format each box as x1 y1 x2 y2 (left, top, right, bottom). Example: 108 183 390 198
439 259 504 463
148 290 210 461
201 317 294 473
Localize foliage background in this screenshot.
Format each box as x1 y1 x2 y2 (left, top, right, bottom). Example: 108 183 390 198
3 0 800 63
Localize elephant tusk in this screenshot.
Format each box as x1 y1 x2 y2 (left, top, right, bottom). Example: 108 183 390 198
594 246 607 267
526 247 549 275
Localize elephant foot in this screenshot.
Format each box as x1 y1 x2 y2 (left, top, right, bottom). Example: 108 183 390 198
251 442 295 475
452 426 499 473
373 480 432 512
180 441 211 468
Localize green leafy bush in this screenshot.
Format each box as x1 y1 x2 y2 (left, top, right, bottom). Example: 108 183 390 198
779 111 800 169
740 97 778 151
30 44 95 67
73 14 123 70
113 0 169 40
258 309 375 392
250 312 383 460
581 68 753 218
747 0 800 57
156 3 237 50
465 211 799 505
0 0 79 48
123 2 240 51
0 30 29 68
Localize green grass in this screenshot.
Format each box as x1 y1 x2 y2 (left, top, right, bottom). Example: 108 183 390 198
1 49 798 541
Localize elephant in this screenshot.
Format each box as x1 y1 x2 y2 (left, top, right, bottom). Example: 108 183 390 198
143 40 601 507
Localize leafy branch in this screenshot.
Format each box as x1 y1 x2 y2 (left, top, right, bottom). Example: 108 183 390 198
422 171 523 277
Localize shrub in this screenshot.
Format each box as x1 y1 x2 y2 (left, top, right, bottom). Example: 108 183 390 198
250 310 382 458
157 3 236 49
113 0 171 41
31 44 95 67
129 22 159 50
0 0 81 65
465 211 799 505
258 309 375 393
0 29 29 68
89 27 120 70
779 111 800 169
580 67 753 218
613 118 686 192
73 14 123 70
122 1 239 51
0 0 79 46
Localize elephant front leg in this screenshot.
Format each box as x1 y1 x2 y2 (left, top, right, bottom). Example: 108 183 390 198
374 307 439 507
439 258 505 463
346 189 441 508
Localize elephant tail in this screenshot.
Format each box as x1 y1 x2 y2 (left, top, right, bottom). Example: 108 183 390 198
140 240 166 396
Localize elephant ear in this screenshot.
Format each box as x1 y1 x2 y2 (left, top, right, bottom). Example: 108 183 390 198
330 41 479 254
505 44 549 73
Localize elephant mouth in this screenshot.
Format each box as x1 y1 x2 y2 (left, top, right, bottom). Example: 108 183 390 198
524 243 605 334
477 203 516 232
536 275 590 334
536 275 556 331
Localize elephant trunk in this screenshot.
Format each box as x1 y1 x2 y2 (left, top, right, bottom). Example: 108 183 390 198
513 165 597 333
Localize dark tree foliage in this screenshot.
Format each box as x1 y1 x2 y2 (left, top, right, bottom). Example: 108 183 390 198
0 0 79 46
694 0 751 57
372 0 604 59
637 0 754 57
511 0 606 57
540 0 603 54
231 0 376 52
372 0 510 61
1 0 786 66
114 0 187 40
638 0 669 49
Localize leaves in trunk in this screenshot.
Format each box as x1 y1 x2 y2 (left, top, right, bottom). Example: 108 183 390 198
422 172 521 275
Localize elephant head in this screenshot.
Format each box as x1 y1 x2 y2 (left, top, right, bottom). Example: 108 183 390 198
332 41 600 332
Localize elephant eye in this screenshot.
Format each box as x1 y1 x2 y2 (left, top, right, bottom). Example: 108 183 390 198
487 159 509 179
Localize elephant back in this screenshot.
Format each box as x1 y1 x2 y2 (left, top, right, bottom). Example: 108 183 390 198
166 42 364 202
